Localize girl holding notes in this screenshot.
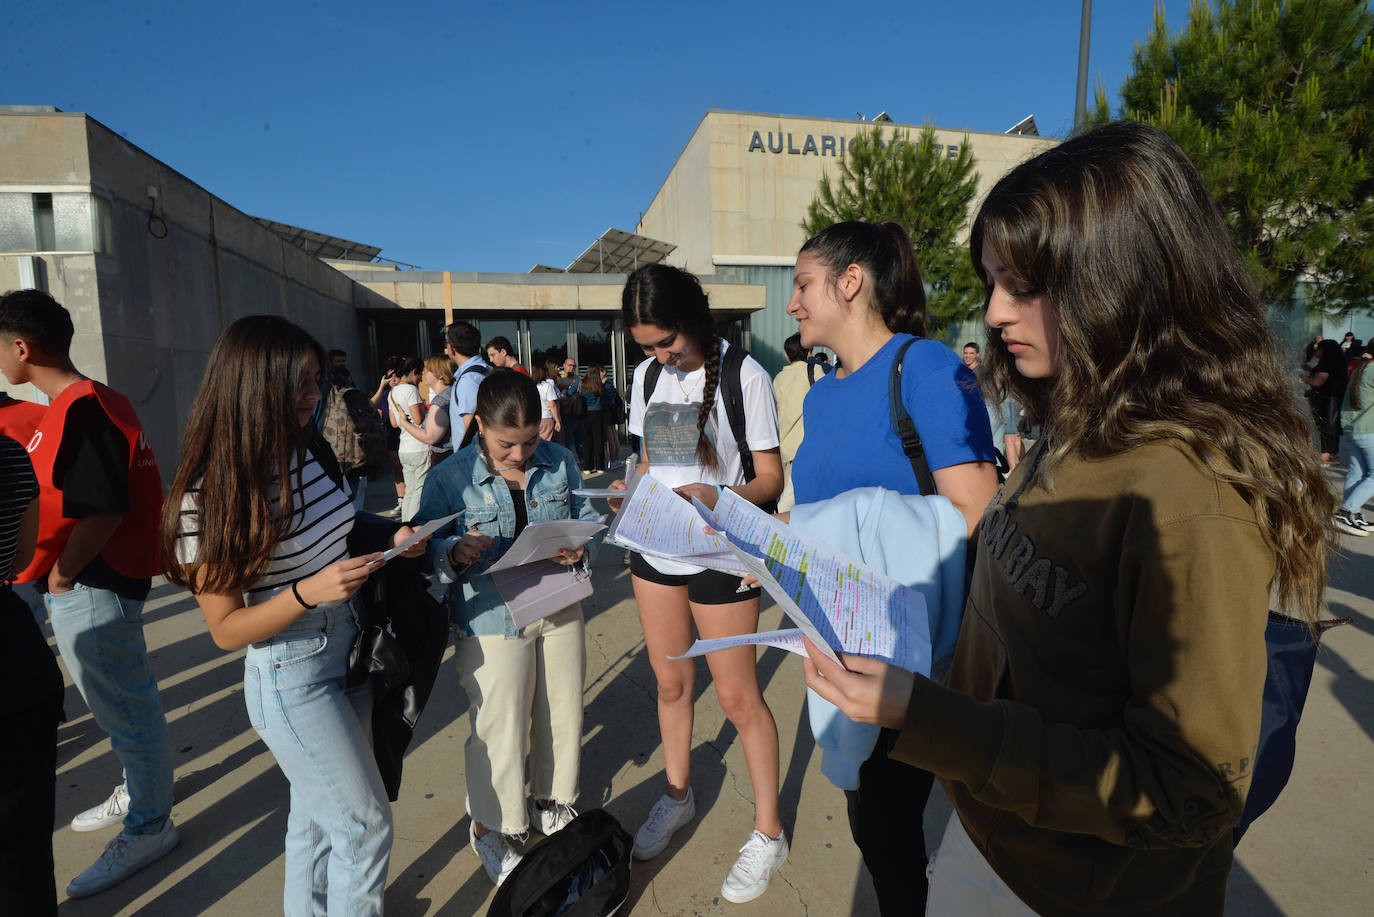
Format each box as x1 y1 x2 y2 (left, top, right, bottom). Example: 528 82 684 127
803 122 1333 914
162 316 426 915
414 370 598 887
786 219 999 916
614 264 788 904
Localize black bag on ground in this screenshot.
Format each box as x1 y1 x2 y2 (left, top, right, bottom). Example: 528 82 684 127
487 809 632 917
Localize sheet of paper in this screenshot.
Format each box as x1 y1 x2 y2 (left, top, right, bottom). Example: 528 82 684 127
574 453 641 499
695 489 930 674
604 473 747 575
669 628 808 661
484 519 606 573
718 541 844 667
493 558 594 629
375 511 461 562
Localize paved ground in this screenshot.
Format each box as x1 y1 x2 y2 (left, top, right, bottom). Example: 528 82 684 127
46 462 1374 915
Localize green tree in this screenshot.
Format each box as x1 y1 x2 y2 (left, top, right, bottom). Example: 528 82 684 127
1108 0 1374 314
802 124 983 331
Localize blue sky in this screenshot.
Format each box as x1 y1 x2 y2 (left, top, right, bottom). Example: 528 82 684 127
4 1 1189 272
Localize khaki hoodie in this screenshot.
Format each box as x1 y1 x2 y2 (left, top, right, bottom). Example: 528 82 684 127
893 440 1272 915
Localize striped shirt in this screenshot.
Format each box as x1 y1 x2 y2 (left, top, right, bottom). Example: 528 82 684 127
1 435 39 582
177 449 354 605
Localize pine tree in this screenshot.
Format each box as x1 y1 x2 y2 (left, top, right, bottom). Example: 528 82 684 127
1110 0 1374 313
802 124 983 331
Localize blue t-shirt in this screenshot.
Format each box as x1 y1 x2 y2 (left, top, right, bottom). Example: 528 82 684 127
447 355 493 448
791 334 994 503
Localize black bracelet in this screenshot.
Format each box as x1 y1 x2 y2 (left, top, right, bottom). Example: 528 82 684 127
291 580 317 610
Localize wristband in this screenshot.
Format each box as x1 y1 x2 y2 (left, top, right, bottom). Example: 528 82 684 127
291 580 317 610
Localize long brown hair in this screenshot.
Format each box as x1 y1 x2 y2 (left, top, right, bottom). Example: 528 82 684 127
970 120 1332 623
622 264 721 469
160 316 326 594
581 363 605 396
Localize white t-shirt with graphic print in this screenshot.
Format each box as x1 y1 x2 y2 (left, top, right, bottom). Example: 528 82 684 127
628 339 780 575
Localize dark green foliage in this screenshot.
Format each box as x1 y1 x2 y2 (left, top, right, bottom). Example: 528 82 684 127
801 124 984 331
1109 0 1374 314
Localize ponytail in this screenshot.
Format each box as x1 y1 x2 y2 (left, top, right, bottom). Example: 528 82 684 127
799 220 927 337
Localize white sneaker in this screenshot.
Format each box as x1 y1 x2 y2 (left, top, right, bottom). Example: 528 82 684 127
470 824 523 886
720 829 789 904
66 819 179 898
632 788 695 860
71 783 131 833
530 799 578 835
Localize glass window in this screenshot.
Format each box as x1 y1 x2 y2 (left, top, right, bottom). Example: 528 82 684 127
0 193 38 251
477 319 521 365
34 193 55 251
575 319 614 380
53 193 94 251
528 320 569 372
92 195 114 255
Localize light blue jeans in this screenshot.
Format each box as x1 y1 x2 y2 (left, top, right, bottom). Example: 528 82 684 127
45 583 173 835
1343 432 1374 513
244 597 392 917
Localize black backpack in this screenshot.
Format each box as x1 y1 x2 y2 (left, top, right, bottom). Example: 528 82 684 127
487 809 632 917
640 342 768 500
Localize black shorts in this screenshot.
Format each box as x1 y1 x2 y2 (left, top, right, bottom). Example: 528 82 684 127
629 552 761 605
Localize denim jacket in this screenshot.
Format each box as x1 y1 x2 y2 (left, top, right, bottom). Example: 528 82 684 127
415 439 599 637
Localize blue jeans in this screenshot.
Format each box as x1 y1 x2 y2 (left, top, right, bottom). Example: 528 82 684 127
244 598 392 917
1343 432 1374 513
45 583 173 836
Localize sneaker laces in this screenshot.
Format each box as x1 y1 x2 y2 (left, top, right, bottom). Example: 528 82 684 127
643 797 683 835
733 830 776 870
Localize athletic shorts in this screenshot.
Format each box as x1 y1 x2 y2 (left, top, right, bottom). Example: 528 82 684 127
629 552 762 605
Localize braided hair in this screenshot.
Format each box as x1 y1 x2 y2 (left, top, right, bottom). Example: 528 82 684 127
622 264 722 470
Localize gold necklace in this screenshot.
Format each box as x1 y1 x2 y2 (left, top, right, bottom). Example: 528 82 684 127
676 370 702 401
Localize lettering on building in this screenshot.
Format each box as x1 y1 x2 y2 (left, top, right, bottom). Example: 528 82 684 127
747 129 962 160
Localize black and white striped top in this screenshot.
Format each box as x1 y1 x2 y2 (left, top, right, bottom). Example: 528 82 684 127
1 435 39 583
177 449 354 605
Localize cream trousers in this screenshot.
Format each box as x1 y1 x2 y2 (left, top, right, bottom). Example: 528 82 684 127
454 604 585 834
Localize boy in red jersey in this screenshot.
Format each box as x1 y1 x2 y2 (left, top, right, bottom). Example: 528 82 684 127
0 290 176 899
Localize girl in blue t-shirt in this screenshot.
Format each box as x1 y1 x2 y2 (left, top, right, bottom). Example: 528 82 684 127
787 220 999 916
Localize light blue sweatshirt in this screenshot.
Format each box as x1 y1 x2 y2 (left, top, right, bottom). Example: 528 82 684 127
790 487 968 790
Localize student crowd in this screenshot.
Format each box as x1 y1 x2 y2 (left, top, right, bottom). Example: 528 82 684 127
0 122 1351 916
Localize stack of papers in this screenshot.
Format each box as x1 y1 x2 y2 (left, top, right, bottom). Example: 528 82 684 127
605 472 931 673
604 474 747 575
483 519 606 629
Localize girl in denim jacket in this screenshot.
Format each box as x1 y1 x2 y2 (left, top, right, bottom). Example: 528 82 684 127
414 370 599 886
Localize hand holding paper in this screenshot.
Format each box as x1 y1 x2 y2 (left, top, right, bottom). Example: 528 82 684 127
374 511 462 563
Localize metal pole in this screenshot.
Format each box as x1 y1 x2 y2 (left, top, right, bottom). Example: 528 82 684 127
1074 0 1093 130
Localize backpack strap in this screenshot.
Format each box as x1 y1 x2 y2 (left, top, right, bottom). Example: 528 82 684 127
639 359 664 415
719 343 756 483
889 337 937 496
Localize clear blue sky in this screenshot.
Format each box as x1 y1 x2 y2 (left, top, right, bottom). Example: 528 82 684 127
4 0 1189 272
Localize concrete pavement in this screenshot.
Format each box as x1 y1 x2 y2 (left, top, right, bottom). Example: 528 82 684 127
47 464 1374 915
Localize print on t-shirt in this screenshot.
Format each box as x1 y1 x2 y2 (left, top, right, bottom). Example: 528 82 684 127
643 400 716 466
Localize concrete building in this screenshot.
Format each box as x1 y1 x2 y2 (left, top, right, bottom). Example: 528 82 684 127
0 105 392 471
636 109 1060 372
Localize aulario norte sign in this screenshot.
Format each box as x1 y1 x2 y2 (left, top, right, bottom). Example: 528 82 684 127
746 129 962 159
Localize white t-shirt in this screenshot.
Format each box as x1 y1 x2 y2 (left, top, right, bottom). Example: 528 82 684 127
390 382 427 453
628 339 780 574
537 379 559 420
